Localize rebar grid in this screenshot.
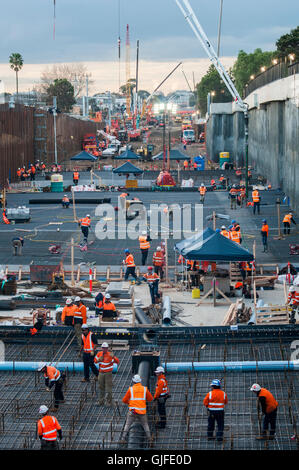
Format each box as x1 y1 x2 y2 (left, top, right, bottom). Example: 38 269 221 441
0 336 297 450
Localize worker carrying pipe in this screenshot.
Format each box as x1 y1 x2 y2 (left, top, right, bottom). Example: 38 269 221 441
203 379 228 442
250 384 278 440
154 366 170 429
37 405 62 450
38 364 65 412
120 374 153 445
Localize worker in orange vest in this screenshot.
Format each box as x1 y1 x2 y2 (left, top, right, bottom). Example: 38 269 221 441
78 214 91 242
210 178 216 188
3 210 10 225
261 219 269 252
220 226 231 239
16 168 21 180
61 194 70 208
252 188 260 214
41 162 46 176
37 405 62 450
183 160 189 170
193 161 197 170
199 183 206 203
61 298 76 326
73 296 87 346
121 374 153 444
229 185 238 210
282 212 296 235
101 294 118 321
153 246 165 280
239 185 246 206
139 230 151 266
80 324 99 382
94 342 119 406
287 286 299 324
143 266 160 305
203 379 228 442
154 366 170 429
219 174 226 187
230 228 241 244
73 170 79 185
123 249 140 284
250 384 278 440
38 364 65 411
30 164 36 181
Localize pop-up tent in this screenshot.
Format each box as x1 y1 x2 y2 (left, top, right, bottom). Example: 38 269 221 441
175 228 254 262
152 149 191 161
114 148 140 160
112 161 143 175
70 151 98 161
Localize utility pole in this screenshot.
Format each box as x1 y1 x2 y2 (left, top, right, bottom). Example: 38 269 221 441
85 75 89 118
217 0 223 57
53 96 58 165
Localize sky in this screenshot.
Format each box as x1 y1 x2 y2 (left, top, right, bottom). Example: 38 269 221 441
0 0 297 94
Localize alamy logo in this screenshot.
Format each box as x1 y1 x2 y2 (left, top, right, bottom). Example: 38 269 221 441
290 340 299 361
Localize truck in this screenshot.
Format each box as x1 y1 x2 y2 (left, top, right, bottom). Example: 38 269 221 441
182 129 195 143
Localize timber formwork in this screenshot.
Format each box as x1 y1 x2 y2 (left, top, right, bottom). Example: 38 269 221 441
0 326 298 450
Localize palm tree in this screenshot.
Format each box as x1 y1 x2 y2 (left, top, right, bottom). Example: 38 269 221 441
9 53 24 101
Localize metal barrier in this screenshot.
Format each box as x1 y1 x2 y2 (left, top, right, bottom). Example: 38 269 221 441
244 62 299 98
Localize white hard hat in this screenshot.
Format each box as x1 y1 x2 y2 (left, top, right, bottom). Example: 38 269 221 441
289 286 296 292
250 383 261 392
132 374 142 383
221 225 226 230
38 363 47 372
39 405 48 414
142 231 147 235
66 298 72 305
155 366 165 374
201 183 204 186
86 214 90 218
81 323 88 329
64 194 67 197
101 342 109 348
75 296 81 302
156 247 161 251
105 293 111 300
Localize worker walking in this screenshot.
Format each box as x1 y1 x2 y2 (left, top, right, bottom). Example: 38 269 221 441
282 212 296 235
261 219 269 252
120 374 153 444
123 249 140 284
78 214 91 243
62 195 70 208
199 183 206 203
94 342 119 407
80 324 99 382
12 236 24 256
229 185 238 210
61 298 76 326
287 285 299 324
38 364 65 411
143 267 160 305
73 170 79 185
37 405 62 450
252 188 261 215
203 379 228 442
154 366 170 429
73 296 87 347
139 230 151 266
153 246 165 280
250 384 278 440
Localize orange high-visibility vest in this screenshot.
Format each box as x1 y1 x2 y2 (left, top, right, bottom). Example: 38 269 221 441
17 169 21 177
261 224 269 235
128 384 148 415
230 230 241 244
139 236 150 250
82 332 95 352
199 186 206 195
240 188 246 197
259 388 278 413
287 291 299 305
178 255 184 264
38 415 61 441
283 214 292 224
211 179 215 185
153 251 164 266
203 389 228 411
62 196 69 203
221 230 230 239
230 188 238 196
44 366 61 382
61 305 76 323
125 254 135 267
103 301 116 312
80 217 90 227
154 374 169 399
73 303 87 323
73 172 79 179
94 351 119 373
3 213 10 224
143 272 159 283
252 190 260 202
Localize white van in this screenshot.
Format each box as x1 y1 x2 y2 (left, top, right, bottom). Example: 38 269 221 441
182 129 195 143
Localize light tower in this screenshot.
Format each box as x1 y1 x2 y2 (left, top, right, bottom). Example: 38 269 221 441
126 24 131 117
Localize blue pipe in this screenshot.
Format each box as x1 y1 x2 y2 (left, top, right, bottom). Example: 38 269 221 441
0 361 118 373
162 361 299 372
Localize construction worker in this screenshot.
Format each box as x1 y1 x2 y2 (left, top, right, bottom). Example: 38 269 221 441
143 266 160 305
153 246 165 280
220 226 231 239
30 307 48 336
183 160 189 171
252 187 261 215
229 185 238 210
250 384 278 440
101 294 118 321
232 220 242 244
16 168 21 181
38 364 65 411
287 285 299 324
61 298 76 326
30 164 36 181
139 230 151 266
210 178 216 189
120 374 153 444
239 185 246 207
261 219 269 252
154 366 170 429
41 162 46 176
62 194 70 208
73 296 87 347
37 405 62 450
94 342 119 406
230 226 241 244
198 183 206 203
80 324 99 383
78 214 91 243
282 212 296 235
203 379 228 442
123 249 140 284
219 174 225 187
12 236 24 255
73 170 79 185
2 210 10 225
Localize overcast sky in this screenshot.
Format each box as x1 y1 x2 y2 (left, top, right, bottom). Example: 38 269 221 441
0 0 297 92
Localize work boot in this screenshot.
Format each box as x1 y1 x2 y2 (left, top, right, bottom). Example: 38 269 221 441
81 378 90 383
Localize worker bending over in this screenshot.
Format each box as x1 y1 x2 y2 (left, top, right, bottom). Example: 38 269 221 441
12 237 24 256
80 324 99 382
30 307 48 336
94 342 119 407
73 296 87 347
203 379 228 442
282 212 296 235
38 364 65 411
250 384 278 440
139 230 151 266
123 249 140 284
143 266 160 305
61 298 76 326
37 405 62 450
287 285 299 324
121 374 153 444
154 366 170 429
62 195 70 208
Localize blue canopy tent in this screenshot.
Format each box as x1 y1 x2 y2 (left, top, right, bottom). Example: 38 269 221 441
114 148 141 160
70 151 98 161
112 161 143 175
152 149 191 161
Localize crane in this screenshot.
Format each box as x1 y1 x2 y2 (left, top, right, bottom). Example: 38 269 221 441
174 0 249 196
